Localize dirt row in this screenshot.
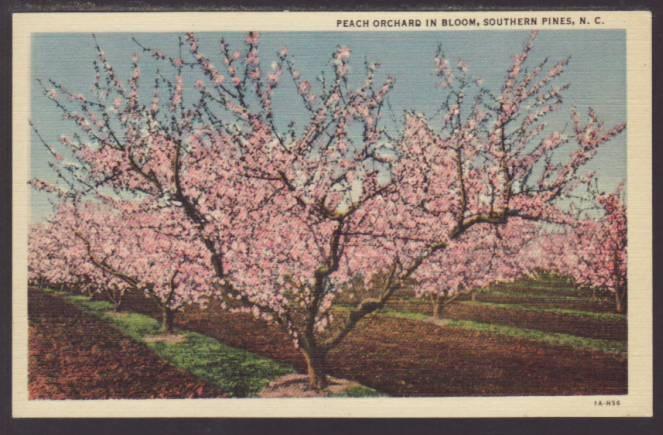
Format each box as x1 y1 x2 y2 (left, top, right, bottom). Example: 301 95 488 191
386 297 626 341
122 292 627 397
490 283 587 296
476 295 618 313
381 284 619 313
28 289 226 399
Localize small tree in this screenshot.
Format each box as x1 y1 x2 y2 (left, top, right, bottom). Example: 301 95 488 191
29 207 135 309
52 197 218 328
571 185 627 313
521 183 627 313
414 221 539 320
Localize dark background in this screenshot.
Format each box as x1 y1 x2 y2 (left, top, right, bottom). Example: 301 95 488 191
0 0 659 434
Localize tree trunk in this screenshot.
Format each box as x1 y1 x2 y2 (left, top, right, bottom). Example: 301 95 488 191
161 306 175 333
432 296 445 320
114 298 125 312
301 347 328 390
614 289 626 314
471 291 477 302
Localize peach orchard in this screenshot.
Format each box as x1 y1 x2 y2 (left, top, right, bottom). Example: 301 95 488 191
28 31 626 389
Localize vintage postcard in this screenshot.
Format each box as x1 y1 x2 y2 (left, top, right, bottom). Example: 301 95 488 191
12 10 652 417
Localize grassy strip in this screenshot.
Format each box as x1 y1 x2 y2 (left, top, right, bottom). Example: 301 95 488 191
459 300 624 322
445 319 626 356
336 305 625 356
491 283 582 295
480 290 586 301
392 291 589 308
45 289 293 397
334 385 386 397
44 289 382 398
389 295 615 320
377 308 625 356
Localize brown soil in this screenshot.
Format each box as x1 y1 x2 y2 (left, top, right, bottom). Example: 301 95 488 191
479 296 617 313
386 298 626 341
28 289 227 399
258 374 365 398
121 292 627 397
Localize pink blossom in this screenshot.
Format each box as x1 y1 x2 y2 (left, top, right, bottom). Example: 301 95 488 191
337 46 352 62
298 80 311 95
213 73 225 86
245 32 260 45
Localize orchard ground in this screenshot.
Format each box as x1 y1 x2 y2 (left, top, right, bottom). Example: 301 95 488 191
29 288 227 399
28 275 627 398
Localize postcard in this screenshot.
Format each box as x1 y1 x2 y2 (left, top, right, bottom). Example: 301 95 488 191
12 10 652 417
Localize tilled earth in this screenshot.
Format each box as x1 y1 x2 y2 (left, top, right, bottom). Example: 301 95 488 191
28 289 227 399
385 297 626 341
121 292 627 397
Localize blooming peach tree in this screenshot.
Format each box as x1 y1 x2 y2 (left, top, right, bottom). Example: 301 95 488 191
584 185 628 313
28 203 136 308
30 31 626 389
414 220 541 319
31 196 218 329
526 184 627 313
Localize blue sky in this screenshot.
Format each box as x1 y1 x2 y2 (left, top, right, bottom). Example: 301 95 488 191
30 30 626 222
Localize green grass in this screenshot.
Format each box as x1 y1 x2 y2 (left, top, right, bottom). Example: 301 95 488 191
43 288 623 396
391 290 592 309
460 301 625 322
492 283 581 294
43 288 69 297
380 308 430 322
45 289 295 397
335 305 626 357
481 290 586 301
444 319 625 356
498 278 575 289
150 331 293 397
331 385 385 397
43 289 385 397
486 278 607 301
387 295 618 321
376 309 626 356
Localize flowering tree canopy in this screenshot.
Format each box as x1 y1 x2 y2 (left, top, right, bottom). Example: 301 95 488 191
29 31 626 388
524 183 627 313
413 219 541 319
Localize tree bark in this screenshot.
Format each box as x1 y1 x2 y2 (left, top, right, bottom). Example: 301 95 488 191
161 306 175 333
301 347 328 390
614 289 627 314
113 297 125 312
432 296 445 320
